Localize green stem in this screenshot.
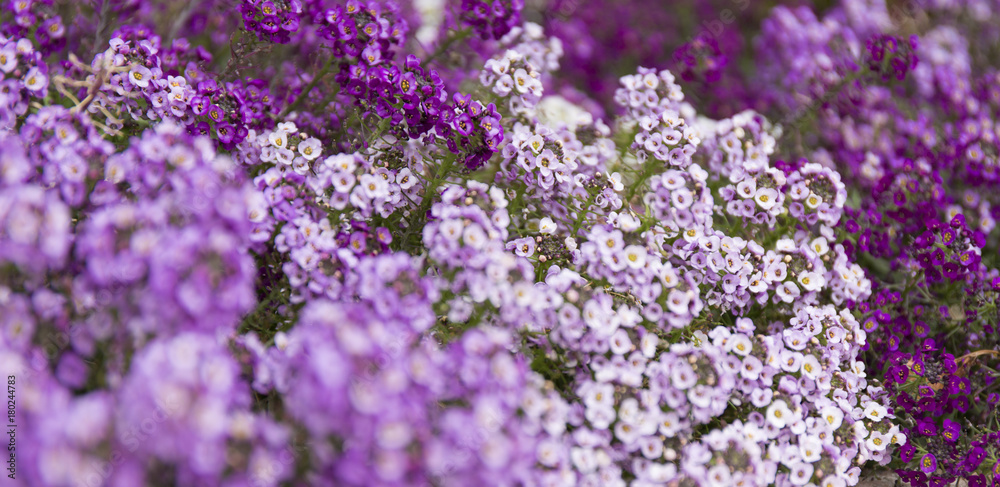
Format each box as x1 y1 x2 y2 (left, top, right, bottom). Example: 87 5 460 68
780 67 867 137
571 192 599 236
624 159 658 204
402 155 457 252
278 55 336 121
422 28 472 69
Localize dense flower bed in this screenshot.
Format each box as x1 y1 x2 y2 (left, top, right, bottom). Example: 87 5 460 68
0 0 998 486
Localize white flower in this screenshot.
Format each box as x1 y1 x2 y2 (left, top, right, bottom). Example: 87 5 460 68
490 57 511 75
536 439 561 467
570 447 598 474
622 245 647 270
666 289 691 315
740 355 763 380
788 462 814 486
324 154 357 172
395 168 416 190
798 272 826 292
298 137 322 160
268 130 288 149
682 126 701 145
564 236 578 251
639 333 658 358
331 171 356 193
359 173 389 199
617 212 641 232
538 217 557 234
820 475 847 487
865 431 888 452
462 223 487 250
525 134 545 154
608 172 624 191
754 187 779 210
608 328 632 355
765 401 792 428
886 426 906 445
274 147 294 165
672 187 693 209
805 193 823 209
819 406 844 430
690 163 710 182
706 464 731 487
276 121 298 133
728 333 752 356
660 267 679 288
810 237 830 256
493 74 514 96
513 68 531 94
128 65 151 89
736 178 757 198
862 402 888 422
0 45 16 73
776 281 800 303
801 354 822 379
582 383 615 410
799 435 823 463
23 67 47 92
641 72 659 90
536 95 593 130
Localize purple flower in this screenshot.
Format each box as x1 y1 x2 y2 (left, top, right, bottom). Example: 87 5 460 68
509 236 535 257
216 122 235 143
919 453 937 474
128 64 152 89
190 95 209 115
361 44 381 65
958 250 980 267
941 419 960 443
900 443 916 462
207 104 224 122
891 364 909 384
917 419 937 436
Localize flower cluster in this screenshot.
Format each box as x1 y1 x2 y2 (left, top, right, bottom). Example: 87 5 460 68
239 0 304 44
864 34 919 82
480 22 563 113
454 0 523 41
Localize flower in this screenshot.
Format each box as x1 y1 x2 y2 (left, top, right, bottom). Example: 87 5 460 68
942 418 961 443
128 64 152 89
919 453 937 474
538 217 556 234
863 402 888 422
766 400 793 428
0 44 16 72
298 137 322 160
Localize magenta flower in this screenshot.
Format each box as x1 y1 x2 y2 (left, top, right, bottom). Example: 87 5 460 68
919 453 937 474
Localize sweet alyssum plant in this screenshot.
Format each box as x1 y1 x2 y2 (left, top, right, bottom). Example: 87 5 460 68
0 0 998 486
